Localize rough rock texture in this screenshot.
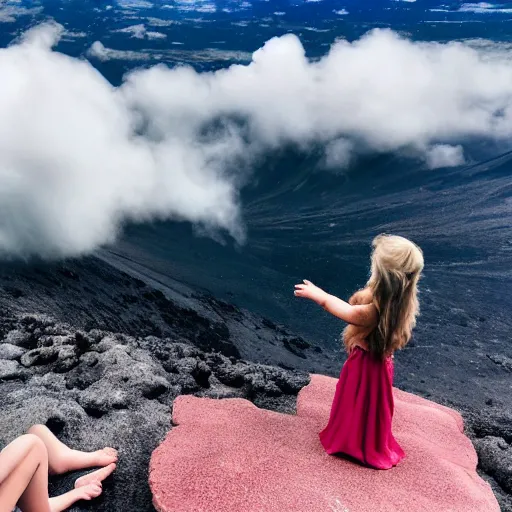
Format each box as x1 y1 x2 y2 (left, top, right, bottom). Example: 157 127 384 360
423 392 512 511
150 374 499 512
0 256 510 510
0 314 309 512
0 257 334 374
474 436 512 511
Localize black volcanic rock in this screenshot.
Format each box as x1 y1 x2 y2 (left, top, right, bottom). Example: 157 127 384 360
0 359 24 380
21 347 59 367
475 437 512 494
0 256 509 510
0 343 25 360
487 354 512 373
0 313 310 512
0 257 333 375
474 436 512 511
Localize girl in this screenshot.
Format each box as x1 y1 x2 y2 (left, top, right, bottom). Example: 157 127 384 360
294 234 424 469
0 424 117 512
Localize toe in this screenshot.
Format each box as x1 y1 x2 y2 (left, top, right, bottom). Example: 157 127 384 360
104 447 118 460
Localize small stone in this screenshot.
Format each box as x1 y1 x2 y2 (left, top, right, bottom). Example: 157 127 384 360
141 376 170 400
21 347 58 367
0 359 23 380
3 329 34 348
243 373 283 398
97 336 119 353
474 436 512 494
214 363 249 388
0 343 25 360
80 352 99 367
274 371 310 395
54 356 79 373
32 372 66 390
192 361 212 388
79 388 131 417
487 354 512 372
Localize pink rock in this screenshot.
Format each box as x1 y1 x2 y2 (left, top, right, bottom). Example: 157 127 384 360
150 374 499 512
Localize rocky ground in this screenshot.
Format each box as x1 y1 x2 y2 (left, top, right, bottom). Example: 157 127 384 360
0 256 510 511
0 313 311 512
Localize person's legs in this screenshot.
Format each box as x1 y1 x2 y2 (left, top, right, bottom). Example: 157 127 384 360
27 425 117 475
0 434 51 512
0 433 107 512
47 484 102 512
73 463 116 489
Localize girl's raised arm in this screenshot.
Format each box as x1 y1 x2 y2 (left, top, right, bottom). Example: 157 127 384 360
294 280 377 327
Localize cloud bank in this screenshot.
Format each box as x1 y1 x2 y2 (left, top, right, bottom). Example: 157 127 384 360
2 24 512 258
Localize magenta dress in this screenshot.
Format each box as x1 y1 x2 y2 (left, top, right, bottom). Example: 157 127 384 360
319 346 405 469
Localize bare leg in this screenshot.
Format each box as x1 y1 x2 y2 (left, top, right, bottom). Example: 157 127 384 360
27 425 117 475
0 434 51 512
47 485 102 512
0 434 105 512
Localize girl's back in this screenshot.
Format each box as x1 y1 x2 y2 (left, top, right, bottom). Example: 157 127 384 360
294 234 424 469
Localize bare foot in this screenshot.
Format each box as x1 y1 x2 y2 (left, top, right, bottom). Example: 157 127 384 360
49 483 102 512
74 483 103 500
91 447 118 466
75 462 117 488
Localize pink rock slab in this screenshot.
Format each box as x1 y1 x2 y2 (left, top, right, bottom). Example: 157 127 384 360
150 374 499 512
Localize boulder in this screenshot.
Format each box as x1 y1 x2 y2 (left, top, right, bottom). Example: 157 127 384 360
150 375 499 512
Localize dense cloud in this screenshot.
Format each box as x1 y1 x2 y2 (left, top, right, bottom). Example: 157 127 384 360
1 23 512 258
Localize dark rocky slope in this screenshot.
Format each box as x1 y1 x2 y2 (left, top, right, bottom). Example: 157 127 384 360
0 313 310 512
0 256 510 511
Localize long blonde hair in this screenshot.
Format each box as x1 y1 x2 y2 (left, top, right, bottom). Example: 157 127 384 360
358 234 424 359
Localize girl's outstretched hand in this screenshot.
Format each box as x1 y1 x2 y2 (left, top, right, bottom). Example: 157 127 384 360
294 280 326 304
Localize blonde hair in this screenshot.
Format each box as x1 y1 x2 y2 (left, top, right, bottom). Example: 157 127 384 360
358 234 424 359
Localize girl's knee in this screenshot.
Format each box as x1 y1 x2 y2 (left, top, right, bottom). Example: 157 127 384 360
27 424 46 436
19 434 47 458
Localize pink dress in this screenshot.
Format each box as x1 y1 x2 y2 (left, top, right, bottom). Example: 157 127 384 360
319 346 405 469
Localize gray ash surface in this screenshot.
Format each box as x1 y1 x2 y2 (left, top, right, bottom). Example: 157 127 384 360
0 256 510 511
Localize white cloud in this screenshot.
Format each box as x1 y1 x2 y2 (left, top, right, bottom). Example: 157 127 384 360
425 145 465 169
87 42 251 63
323 139 354 170
174 0 216 13
0 5 42 23
117 0 153 9
0 23 244 260
147 31 167 39
459 2 512 13
193 4 216 13
424 20 484 23
87 41 151 60
146 17 179 27
114 24 167 40
61 30 88 40
334 9 349 15
3 24 512 258
115 24 147 38
303 27 330 33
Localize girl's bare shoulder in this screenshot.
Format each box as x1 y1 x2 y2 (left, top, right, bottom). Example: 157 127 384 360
349 287 374 306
